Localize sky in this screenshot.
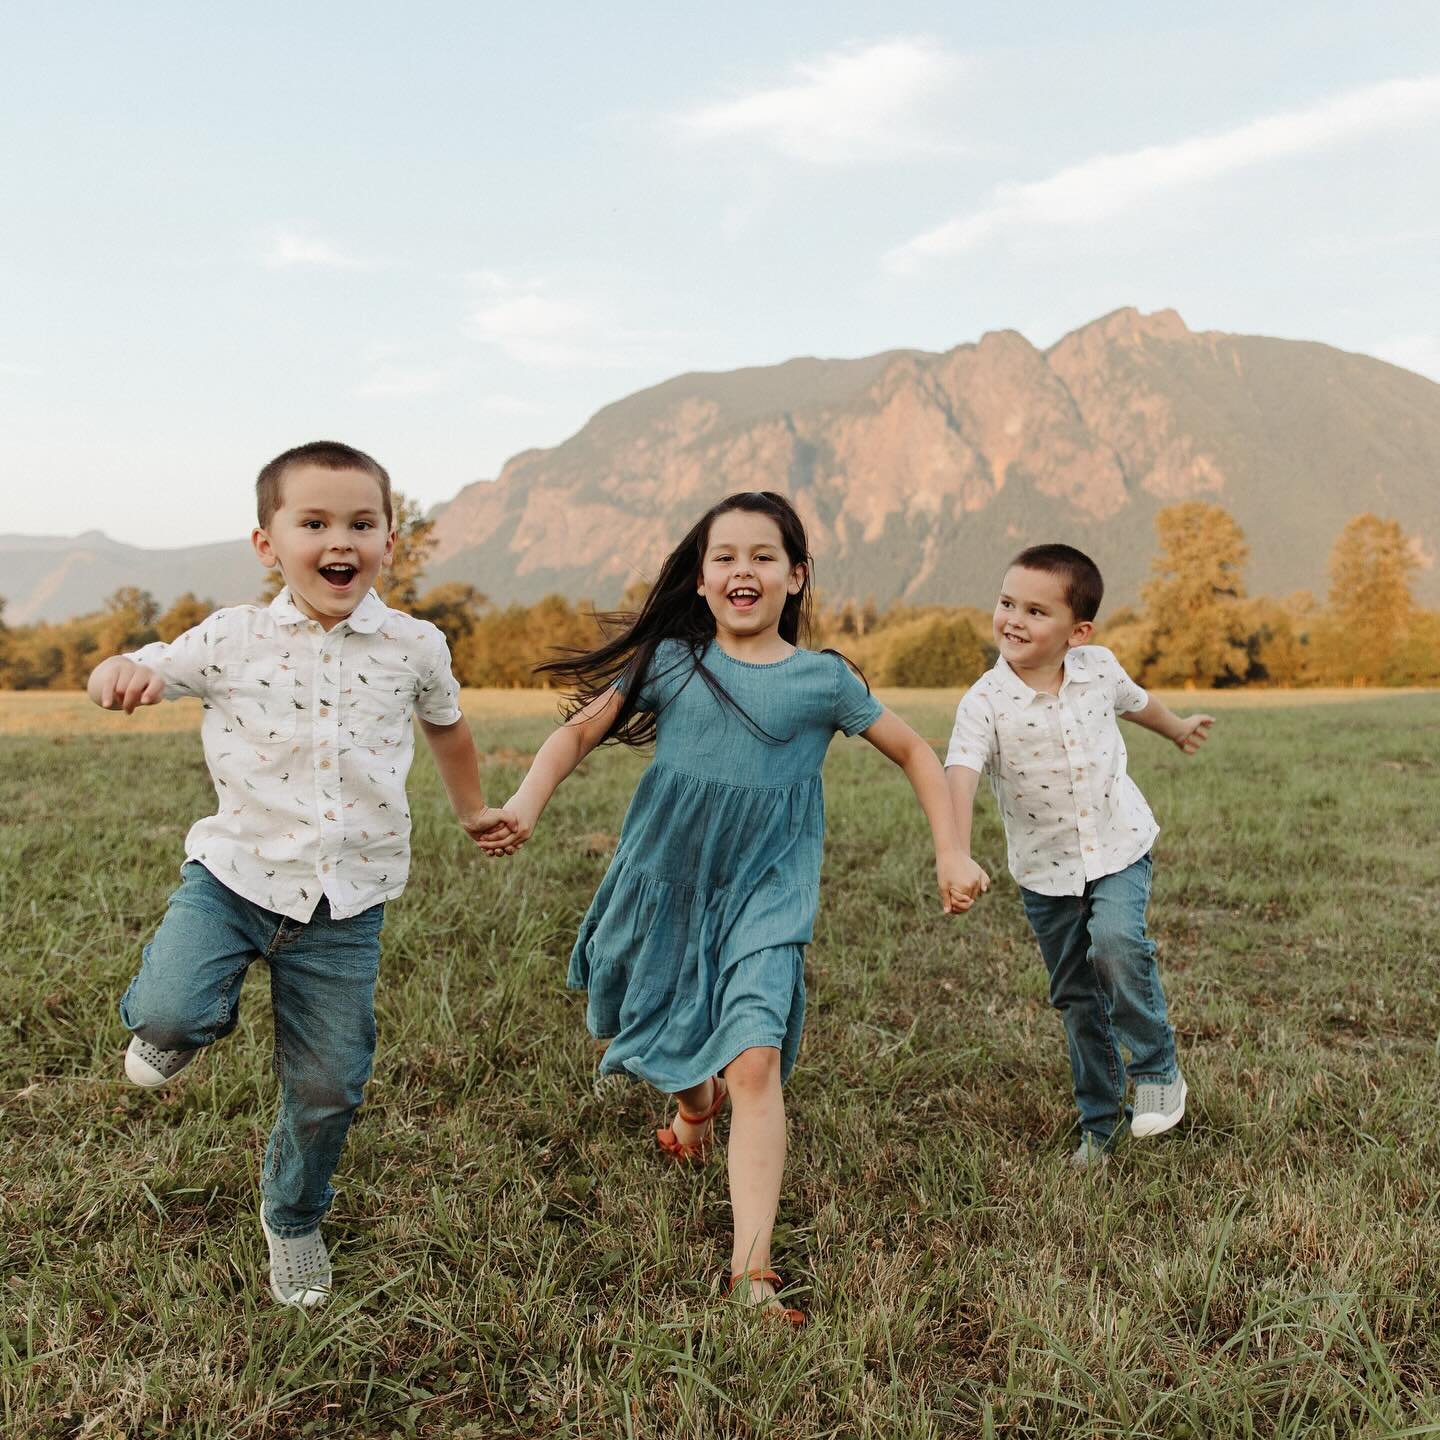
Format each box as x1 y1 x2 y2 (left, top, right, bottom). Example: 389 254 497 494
2 2 1438 549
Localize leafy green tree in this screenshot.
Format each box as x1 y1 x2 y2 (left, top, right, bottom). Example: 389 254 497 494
1139 502 1250 686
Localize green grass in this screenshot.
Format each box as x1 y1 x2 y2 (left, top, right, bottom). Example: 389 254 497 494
2 693 1438 1438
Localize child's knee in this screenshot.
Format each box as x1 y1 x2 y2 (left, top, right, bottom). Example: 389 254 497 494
723 1046 781 1100
1088 924 1155 978
121 981 226 1052
282 1052 371 1120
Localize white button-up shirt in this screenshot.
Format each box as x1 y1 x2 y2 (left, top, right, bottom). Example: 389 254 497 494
945 646 1158 897
128 588 463 921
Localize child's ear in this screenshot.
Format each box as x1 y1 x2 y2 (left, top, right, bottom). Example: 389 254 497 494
252 527 280 570
788 562 807 596
380 528 397 568
1067 619 1095 648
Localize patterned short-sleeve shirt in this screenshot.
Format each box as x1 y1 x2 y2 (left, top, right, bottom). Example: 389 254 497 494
944 646 1158 896
127 588 463 921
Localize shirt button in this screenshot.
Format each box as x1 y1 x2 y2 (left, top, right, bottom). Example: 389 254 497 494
1080 809 1090 817
322 653 331 662
320 759 332 769
322 863 331 873
320 707 329 717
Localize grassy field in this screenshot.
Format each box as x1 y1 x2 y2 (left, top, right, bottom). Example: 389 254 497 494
2 688 1438 1438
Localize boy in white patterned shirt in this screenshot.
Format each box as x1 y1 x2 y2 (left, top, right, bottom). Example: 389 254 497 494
87 441 516 1304
945 544 1213 1168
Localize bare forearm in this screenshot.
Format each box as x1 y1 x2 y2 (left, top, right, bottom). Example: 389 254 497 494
945 765 981 854
421 717 488 819
1123 697 1183 742
900 741 964 857
512 724 591 819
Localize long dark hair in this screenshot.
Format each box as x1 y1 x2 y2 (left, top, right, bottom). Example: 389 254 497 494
536 491 824 747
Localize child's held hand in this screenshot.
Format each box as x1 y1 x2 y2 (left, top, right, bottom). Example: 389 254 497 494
1172 714 1215 755
938 852 989 915
90 657 165 714
472 794 539 856
461 806 521 856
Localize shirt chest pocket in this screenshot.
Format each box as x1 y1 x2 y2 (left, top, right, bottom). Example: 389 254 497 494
219 664 298 742
344 665 415 750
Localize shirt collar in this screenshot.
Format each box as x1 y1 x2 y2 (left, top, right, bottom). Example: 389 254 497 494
993 648 1094 704
267 586 388 634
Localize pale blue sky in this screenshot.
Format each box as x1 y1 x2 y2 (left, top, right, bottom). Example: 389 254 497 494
3 2 1438 548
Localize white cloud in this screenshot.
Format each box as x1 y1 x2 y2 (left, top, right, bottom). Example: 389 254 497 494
887 73 1440 271
676 37 968 165
1371 333 1440 382
466 271 644 369
261 227 383 272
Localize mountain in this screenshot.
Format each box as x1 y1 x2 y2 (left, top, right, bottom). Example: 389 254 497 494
0 531 260 626
427 307 1440 609
6 307 1439 624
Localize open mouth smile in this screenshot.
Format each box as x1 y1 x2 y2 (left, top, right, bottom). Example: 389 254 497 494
727 587 761 611
319 564 358 590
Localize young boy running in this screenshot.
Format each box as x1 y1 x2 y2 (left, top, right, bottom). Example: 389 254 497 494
946 544 1213 1167
88 440 514 1304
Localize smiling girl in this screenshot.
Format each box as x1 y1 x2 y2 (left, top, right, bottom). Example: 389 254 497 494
485 491 985 1324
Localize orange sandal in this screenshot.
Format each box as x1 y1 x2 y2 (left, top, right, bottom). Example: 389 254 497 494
655 1076 728 1162
728 1268 806 1327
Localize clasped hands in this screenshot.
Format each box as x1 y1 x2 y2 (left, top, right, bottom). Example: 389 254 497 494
464 797 534 858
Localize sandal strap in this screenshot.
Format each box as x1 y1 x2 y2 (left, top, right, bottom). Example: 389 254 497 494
675 1076 728 1126
728 1267 782 1291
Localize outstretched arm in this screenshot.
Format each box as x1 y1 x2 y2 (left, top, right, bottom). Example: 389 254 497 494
1121 697 1215 755
419 715 516 848
475 686 625 854
860 708 989 914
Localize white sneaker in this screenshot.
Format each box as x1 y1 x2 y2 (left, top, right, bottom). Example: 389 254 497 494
1132 1072 1188 1138
261 1210 332 1308
125 1035 197 1087
1069 1133 1111 1170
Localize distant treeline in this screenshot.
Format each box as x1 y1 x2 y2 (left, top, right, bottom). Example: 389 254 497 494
2 503 1435 691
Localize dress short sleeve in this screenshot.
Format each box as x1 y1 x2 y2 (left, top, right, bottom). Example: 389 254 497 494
945 687 996 772
619 639 694 712
831 655 883 736
126 618 218 702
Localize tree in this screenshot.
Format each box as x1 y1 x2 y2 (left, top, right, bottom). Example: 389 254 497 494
1139 503 1250 687
94 587 160 660
156 592 215 642
412 582 489 650
880 615 988 687
1326 514 1418 684
378 492 437 609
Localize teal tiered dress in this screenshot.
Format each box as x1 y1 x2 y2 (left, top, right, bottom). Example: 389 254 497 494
569 639 883 1092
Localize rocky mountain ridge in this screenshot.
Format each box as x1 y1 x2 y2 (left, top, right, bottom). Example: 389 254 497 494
6 307 1438 623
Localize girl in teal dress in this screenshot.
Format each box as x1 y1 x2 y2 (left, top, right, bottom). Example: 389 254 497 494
483 492 986 1323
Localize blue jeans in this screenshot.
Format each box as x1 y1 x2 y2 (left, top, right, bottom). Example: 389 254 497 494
1020 853 1177 1144
119 862 385 1235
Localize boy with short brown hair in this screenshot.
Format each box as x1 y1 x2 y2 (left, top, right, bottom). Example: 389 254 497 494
945 543 1212 1166
88 440 514 1303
